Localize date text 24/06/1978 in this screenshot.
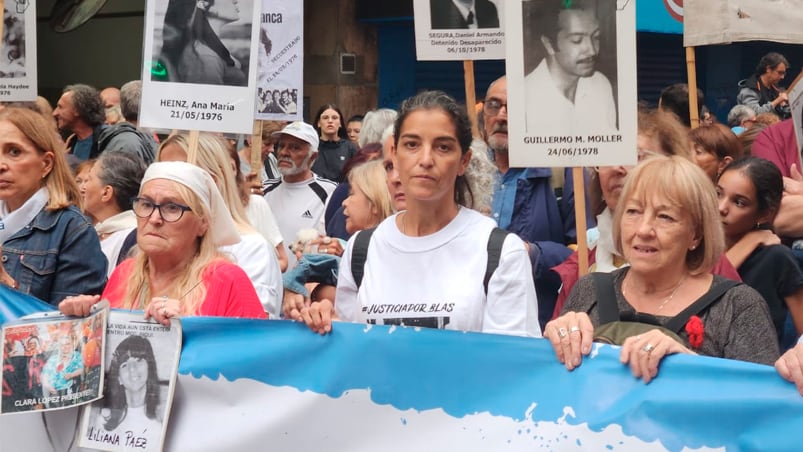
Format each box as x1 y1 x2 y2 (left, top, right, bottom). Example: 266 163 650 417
546 147 599 157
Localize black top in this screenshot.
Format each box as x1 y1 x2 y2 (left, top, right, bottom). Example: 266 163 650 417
311 139 357 183
738 244 803 343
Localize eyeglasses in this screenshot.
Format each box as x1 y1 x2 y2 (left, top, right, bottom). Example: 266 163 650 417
482 98 507 117
131 197 192 223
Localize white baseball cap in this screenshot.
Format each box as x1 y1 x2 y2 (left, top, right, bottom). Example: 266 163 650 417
273 121 320 151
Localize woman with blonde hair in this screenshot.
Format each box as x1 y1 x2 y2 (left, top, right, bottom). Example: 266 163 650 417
0 108 106 305
59 161 266 323
282 159 394 317
158 132 282 317
546 156 778 382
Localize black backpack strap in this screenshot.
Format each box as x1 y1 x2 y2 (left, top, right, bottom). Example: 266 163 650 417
351 227 376 289
664 279 741 333
483 228 509 295
592 272 620 325
116 229 138 266
308 181 329 205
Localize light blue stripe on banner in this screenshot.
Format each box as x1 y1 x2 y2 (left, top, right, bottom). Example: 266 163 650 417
179 317 803 452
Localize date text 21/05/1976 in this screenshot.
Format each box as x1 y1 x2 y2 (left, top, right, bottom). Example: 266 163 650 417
161 99 234 122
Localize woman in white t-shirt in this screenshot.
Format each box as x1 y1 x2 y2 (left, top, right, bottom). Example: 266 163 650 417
297 91 540 337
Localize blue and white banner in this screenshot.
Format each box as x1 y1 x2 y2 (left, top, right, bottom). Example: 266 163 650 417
2 288 802 451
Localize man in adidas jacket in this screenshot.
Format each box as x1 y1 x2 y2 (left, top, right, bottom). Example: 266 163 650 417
263 121 337 269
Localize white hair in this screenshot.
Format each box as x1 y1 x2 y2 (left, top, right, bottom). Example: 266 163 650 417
359 108 398 148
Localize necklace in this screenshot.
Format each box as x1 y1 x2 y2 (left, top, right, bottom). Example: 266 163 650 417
623 274 688 311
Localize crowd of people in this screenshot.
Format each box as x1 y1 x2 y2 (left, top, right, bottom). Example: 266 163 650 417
0 42 801 411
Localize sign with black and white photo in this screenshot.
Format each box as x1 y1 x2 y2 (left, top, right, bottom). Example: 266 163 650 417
0 1 36 101
505 0 637 168
254 0 303 121
788 73 803 163
140 0 261 134
413 0 505 61
79 312 182 452
1 305 107 414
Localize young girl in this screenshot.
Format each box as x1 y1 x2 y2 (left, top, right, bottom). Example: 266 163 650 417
718 157 803 349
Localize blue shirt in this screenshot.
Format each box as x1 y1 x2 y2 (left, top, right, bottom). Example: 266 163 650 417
72 136 93 161
491 168 527 230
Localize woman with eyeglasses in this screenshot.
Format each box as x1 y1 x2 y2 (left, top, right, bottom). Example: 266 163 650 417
0 108 106 306
59 161 266 324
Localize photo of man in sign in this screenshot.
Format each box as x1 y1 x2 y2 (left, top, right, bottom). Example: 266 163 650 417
523 0 618 135
430 0 500 29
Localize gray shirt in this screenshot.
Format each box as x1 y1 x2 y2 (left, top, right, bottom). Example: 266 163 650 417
563 267 780 365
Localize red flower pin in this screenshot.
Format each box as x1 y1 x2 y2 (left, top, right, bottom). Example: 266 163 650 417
685 315 704 349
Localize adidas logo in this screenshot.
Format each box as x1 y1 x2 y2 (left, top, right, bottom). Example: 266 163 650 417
301 210 313 219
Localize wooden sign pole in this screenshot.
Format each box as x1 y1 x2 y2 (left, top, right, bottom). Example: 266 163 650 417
573 167 589 276
464 60 480 137
686 47 700 129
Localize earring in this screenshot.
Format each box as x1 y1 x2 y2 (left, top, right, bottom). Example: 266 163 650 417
689 244 697 251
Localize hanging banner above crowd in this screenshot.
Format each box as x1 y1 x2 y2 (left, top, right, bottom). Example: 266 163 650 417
2 289 803 452
0 1 37 101
505 0 638 168
413 0 505 61
139 0 261 134
685 0 803 46
254 0 303 121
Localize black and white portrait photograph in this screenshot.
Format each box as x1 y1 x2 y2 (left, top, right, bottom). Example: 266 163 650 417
0 6 26 78
505 0 637 168
429 0 500 29
413 0 505 61
523 0 618 135
151 0 252 86
0 0 36 101
139 0 260 134
80 313 182 452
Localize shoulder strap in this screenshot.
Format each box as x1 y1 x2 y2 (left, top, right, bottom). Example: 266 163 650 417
664 280 740 332
483 227 509 295
308 181 329 205
592 272 620 325
116 229 138 266
351 227 376 289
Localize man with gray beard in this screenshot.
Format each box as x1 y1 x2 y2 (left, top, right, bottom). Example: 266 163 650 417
482 75 576 330
262 121 337 269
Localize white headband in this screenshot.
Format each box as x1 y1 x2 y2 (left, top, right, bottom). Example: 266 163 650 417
141 161 240 247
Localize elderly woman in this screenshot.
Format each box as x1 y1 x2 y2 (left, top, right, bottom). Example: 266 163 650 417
158 133 282 318
0 108 106 305
81 151 146 275
546 156 779 382
41 332 83 406
59 161 266 323
552 109 741 317
299 91 539 337
311 104 358 182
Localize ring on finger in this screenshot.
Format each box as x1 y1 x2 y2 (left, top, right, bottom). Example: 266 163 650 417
557 327 568 338
642 343 655 353
161 307 168 317
569 326 580 334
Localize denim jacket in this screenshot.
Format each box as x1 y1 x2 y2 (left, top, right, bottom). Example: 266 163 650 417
2 206 107 306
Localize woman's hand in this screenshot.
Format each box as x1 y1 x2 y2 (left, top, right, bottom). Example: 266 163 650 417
59 295 101 317
544 312 595 371
313 236 344 257
620 329 694 384
145 296 180 327
775 342 803 395
0 245 17 290
282 289 309 320
295 299 335 335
